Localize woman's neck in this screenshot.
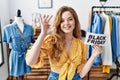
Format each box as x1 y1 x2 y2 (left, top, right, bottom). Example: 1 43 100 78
65 34 73 42
65 33 73 40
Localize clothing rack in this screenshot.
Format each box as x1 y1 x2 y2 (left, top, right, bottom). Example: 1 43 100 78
92 6 120 14
90 5 120 80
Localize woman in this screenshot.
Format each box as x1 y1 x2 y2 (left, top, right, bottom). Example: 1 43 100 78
26 6 102 80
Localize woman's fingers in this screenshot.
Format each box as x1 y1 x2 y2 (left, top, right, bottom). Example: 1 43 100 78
39 15 53 34
46 15 53 22
93 44 103 54
43 15 53 23
47 27 56 34
43 15 49 22
40 15 53 25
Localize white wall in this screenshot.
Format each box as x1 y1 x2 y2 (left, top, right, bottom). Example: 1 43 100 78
8 0 120 30
0 0 9 80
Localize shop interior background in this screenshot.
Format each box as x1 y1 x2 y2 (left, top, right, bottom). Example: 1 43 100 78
0 0 120 80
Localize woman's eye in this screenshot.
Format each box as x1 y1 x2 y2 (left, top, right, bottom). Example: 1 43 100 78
68 18 73 21
61 20 64 22
61 18 73 23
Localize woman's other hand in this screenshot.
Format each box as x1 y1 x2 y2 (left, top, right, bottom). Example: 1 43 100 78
92 44 103 58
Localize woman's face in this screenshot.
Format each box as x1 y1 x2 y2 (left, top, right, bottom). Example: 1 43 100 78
60 11 75 34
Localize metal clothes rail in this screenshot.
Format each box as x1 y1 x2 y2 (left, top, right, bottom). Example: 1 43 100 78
92 6 120 14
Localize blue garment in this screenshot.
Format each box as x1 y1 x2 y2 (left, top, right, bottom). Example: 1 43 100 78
48 70 82 80
3 22 34 77
111 15 119 62
118 16 120 57
88 13 102 66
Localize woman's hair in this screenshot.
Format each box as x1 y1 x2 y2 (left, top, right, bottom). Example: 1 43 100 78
51 6 81 62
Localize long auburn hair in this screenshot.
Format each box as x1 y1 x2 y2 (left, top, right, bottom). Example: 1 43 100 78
51 6 81 62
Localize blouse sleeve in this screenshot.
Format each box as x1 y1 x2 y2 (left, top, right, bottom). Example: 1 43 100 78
77 40 88 73
31 35 53 68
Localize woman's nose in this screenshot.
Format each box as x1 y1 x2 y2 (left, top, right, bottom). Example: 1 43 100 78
64 20 69 24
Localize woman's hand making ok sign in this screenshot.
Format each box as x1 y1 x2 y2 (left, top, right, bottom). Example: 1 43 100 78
40 15 53 35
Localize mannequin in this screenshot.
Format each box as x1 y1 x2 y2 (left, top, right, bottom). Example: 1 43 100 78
3 9 34 80
14 9 24 33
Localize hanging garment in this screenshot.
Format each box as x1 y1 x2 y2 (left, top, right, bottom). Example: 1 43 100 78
88 13 102 66
117 16 120 57
100 14 113 73
100 12 112 66
102 65 110 73
3 22 34 77
111 15 119 62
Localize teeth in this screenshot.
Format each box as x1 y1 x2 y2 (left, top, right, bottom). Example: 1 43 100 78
64 26 70 29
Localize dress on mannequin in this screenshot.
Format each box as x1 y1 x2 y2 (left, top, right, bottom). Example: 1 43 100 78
3 9 34 79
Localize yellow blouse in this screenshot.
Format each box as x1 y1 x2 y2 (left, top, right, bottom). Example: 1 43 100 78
31 35 87 80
